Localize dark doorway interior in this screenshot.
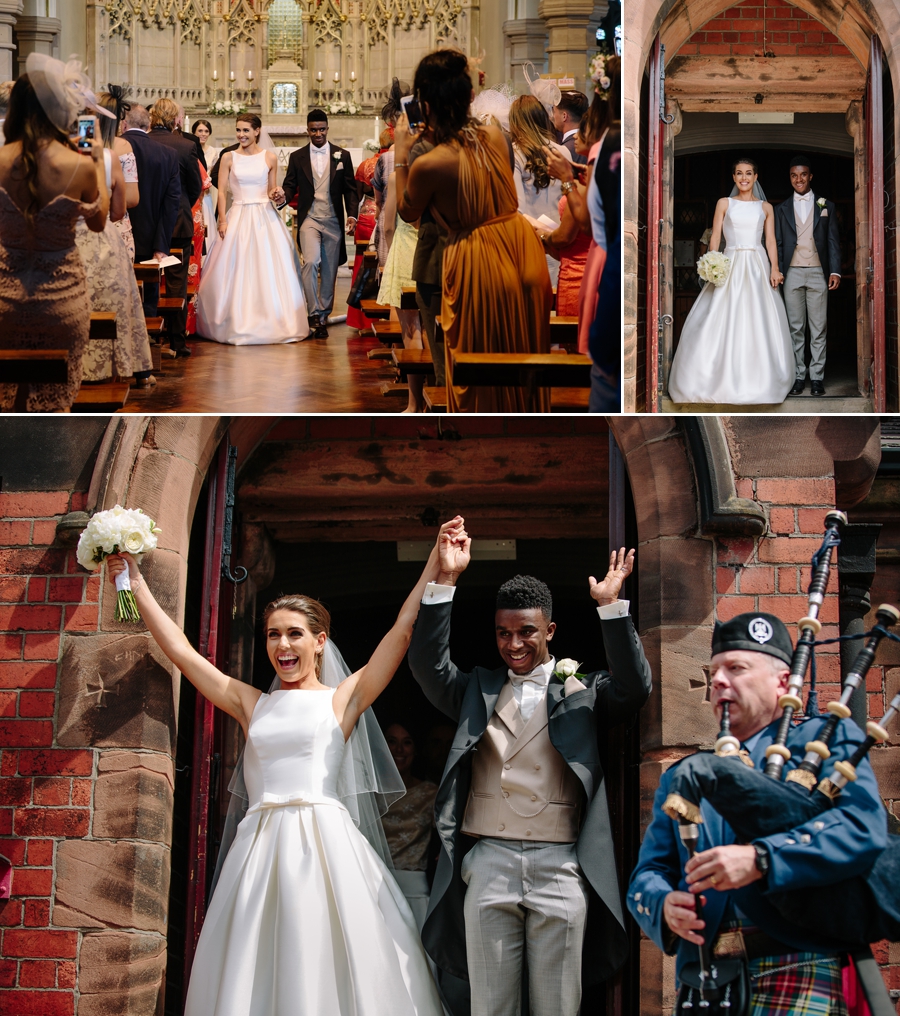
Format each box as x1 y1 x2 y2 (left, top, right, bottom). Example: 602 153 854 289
673 148 856 377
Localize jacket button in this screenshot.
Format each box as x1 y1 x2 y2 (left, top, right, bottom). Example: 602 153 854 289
534 764 541 770
525 830 531 836
504 764 511 770
498 824 505 831
813 821 824 831
531 795 537 801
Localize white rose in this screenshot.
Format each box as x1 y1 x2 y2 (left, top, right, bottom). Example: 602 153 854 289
123 530 146 554
555 658 581 678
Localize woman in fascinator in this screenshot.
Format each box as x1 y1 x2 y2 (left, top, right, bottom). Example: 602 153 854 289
0 54 111 412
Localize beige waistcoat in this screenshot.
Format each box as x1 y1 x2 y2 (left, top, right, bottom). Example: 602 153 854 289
461 681 584 843
310 150 335 222
790 201 821 268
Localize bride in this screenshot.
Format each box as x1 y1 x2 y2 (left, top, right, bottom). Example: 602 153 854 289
104 520 472 1015
196 114 309 344
668 156 794 405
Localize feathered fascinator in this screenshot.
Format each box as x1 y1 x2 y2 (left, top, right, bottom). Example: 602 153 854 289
470 83 516 133
26 53 116 132
381 77 411 124
522 61 561 115
107 83 131 120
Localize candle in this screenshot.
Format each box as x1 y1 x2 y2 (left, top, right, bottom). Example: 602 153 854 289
316 70 323 82
229 70 235 82
212 69 218 81
350 70 356 82
374 116 379 139
333 71 340 83
247 69 254 81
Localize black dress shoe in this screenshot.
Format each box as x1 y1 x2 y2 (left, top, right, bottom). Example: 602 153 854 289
172 345 192 358
811 380 825 395
789 378 805 395
313 324 329 339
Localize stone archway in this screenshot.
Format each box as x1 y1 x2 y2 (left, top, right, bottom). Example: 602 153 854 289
624 0 900 412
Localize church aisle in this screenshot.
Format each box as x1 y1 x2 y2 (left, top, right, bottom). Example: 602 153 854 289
122 276 402 414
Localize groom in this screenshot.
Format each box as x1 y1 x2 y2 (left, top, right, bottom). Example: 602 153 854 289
279 109 358 338
774 155 841 396
408 522 652 1016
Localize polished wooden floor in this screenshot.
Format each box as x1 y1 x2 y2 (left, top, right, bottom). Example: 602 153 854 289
123 276 406 414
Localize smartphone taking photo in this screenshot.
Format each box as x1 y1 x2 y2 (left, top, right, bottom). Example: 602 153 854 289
400 95 425 135
76 115 97 152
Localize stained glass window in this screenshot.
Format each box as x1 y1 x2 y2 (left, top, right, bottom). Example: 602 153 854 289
272 82 299 114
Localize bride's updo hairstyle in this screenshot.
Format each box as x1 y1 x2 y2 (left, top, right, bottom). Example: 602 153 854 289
413 48 474 146
262 595 331 676
732 156 758 174
236 113 262 140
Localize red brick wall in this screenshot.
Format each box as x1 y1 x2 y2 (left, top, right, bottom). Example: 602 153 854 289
680 0 852 58
0 490 97 1016
713 473 899 1011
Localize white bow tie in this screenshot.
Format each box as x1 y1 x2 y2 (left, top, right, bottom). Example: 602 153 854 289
795 192 812 201
508 664 550 685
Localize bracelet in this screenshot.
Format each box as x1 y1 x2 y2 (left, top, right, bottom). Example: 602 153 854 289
560 180 574 196
395 162 409 169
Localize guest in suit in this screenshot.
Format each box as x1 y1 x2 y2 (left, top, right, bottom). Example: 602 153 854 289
146 97 202 355
550 90 588 165
774 155 842 396
408 518 652 1016
121 104 180 319
277 109 358 338
175 104 207 171
628 613 887 1013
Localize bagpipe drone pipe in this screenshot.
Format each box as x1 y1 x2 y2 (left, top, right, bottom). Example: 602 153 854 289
661 511 900 947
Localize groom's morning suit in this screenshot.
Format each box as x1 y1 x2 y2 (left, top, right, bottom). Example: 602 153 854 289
774 191 841 383
282 140 358 324
408 587 652 1016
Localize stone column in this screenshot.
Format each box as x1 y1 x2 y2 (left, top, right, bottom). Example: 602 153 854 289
538 0 601 93
503 17 547 92
846 101 870 394
84 0 108 96
14 15 60 76
0 0 22 82
660 98 681 394
837 523 882 730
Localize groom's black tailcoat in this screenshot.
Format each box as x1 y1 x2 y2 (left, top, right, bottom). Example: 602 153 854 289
408 600 652 993
774 196 841 278
281 143 359 265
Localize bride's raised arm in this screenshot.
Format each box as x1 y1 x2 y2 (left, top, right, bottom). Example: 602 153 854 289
106 554 262 735
763 202 783 288
707 197 729 254
333 516 469 739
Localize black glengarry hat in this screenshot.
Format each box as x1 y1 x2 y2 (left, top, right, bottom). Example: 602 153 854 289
712 612 793 665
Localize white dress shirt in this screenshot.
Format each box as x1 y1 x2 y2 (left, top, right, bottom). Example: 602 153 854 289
310 140 331 178
794 189 813 225
420 584 631 722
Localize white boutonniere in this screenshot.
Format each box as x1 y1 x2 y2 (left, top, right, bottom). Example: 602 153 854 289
816 197 826 208
333 150 342 160
553 658 587 682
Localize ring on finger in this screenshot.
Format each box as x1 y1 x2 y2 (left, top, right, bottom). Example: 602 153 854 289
710 875 718 886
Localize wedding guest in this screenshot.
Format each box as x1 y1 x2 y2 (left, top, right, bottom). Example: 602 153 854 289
587 144 621 412
381 721 438 930
185 157 212 336
373 128 396 268
551 90 588 164
346 136 384 333
174 103 207 170
147 97 202 356
0 80 14 144
280 109 358 339
0 57 108 412
192 118 220 258
76 96 154 388
508 94 572 290
397 48 553 412
97 89 139 259
120 103 180 321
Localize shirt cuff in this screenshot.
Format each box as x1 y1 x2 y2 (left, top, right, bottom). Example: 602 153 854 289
597 599 629 619
422 582 456 604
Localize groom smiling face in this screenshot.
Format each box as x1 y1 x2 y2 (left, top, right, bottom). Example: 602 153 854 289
790 164 813 196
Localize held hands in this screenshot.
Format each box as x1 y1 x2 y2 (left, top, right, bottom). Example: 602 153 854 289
770 269 784 289
589 547 634 606
436 515 471 586
270 186 285 205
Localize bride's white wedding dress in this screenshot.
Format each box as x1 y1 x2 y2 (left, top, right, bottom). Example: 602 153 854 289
184 689 444 1016
668 197 794 405
196 150 310 344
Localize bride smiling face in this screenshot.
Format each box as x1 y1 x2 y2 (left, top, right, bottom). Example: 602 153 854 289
732 159 759 198
265 609 327 687
235 116 262 149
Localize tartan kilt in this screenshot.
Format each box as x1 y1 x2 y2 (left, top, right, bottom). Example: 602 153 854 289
749 953 848 1016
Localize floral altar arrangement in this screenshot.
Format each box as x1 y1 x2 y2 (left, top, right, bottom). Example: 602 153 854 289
76 506 161 622
696 250 732 287
208 99 248 116
324 99 362 115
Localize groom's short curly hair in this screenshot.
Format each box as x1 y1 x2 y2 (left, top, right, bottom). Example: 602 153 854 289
496 575 553 620
789 154 812 171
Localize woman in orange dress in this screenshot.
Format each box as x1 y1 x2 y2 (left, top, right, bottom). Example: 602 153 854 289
396 49 552 413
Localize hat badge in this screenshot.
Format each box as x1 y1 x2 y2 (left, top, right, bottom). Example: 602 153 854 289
748 617 773 644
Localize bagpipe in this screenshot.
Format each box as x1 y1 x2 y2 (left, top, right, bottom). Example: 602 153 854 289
666 511 900 1014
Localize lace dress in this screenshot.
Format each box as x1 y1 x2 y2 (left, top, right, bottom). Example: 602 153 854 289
76 152 153 381
0 187 100 412
112 150 138 261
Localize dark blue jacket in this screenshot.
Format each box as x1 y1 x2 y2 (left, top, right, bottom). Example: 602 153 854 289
121 128 181 261
627 714 887 980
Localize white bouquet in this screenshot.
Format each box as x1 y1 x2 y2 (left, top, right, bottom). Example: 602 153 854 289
76 505 161 622
697 251 732 287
